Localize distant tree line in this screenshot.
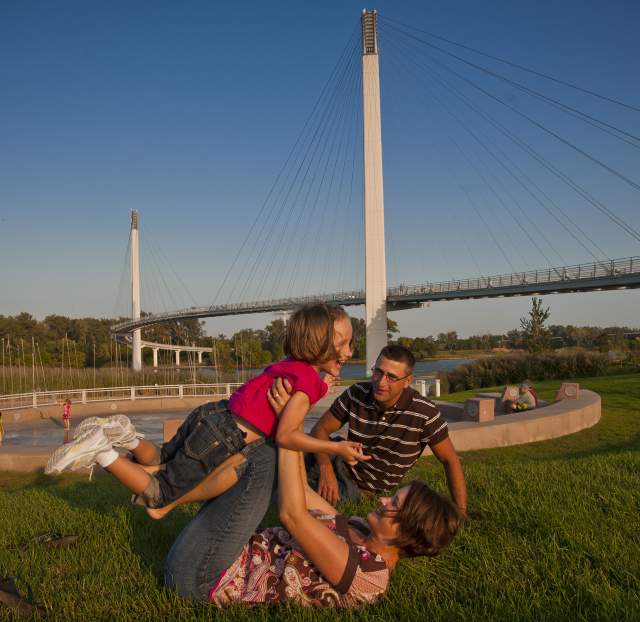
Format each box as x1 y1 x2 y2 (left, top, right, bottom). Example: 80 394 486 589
1 309 637 371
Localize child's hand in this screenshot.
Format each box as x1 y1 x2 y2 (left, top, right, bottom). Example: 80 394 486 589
337 441 371 466
323 373 340 393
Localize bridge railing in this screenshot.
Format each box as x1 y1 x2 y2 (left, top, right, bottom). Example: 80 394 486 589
388 257 638 297
0 383 243 411
111 256 639 334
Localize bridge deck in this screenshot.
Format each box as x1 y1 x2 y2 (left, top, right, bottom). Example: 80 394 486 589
112 256 640 335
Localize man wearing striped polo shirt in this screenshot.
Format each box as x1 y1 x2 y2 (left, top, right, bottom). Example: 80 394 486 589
308 344 467 514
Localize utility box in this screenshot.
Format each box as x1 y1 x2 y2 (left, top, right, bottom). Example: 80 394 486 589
464 398 495 422
556 383 580 401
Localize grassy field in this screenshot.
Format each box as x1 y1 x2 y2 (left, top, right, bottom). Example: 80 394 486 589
0 374 638 620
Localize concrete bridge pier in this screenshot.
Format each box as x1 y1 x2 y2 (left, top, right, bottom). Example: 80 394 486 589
198 351 203 364
153 348 159 368
362 10 388 373
175 350 181 366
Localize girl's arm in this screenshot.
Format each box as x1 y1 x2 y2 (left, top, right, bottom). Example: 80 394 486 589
278 445 350 587
275 392 369 464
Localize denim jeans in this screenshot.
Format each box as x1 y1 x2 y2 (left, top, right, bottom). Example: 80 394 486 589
143 400 247 508
305 442 364 502
164 437 277 601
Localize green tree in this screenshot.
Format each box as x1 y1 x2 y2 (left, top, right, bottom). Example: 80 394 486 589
387 317 400 341
350 318 366 360
264 319 286 361
520 297 551 353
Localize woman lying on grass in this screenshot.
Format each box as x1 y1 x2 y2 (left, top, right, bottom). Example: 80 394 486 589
166 441 463 607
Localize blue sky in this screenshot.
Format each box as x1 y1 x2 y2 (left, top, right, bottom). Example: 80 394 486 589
1 1 639 337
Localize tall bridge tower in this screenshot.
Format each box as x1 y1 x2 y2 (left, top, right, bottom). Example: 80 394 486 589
130 209 142 371
362 9 388 372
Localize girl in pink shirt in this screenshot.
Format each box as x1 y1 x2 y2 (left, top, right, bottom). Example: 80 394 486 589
45 304 368 519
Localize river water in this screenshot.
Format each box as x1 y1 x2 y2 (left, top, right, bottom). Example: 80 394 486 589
199 357 474 383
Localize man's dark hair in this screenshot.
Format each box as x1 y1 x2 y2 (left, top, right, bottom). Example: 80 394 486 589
392 480 462 558
379 344 415 372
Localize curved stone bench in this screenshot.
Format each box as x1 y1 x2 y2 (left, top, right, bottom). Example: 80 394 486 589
426 389 601 454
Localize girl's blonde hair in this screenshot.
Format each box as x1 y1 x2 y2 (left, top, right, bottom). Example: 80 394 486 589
283 304 349 365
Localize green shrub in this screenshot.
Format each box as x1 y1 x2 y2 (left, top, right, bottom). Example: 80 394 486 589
443 352 609 392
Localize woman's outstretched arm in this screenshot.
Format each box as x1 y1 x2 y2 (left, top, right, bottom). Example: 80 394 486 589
275 392 367 465
278 446 351 587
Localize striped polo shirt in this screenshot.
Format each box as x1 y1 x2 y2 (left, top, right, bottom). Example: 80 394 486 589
329 383 449 494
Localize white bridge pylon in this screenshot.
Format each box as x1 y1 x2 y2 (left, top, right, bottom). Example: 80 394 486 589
121 10 392 372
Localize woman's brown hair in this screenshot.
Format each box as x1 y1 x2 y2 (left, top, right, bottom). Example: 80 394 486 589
392 480 462 558
283 304 349 365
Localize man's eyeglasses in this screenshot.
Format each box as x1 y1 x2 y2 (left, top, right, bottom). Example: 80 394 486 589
370 367 412 383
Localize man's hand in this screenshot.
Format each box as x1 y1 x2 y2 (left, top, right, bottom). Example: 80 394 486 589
317 463 340 505
266 377 293 416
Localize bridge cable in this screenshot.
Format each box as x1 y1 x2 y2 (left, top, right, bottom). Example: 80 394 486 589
387 29 640 194
213 27 359 303
144 226 198 308
239 39 356 300
323 62 362 295
384 30 615 262
270 43 358 297
380 19 640 149
378 14 640 114
209 23 360 307
283 41 362 296
383 33 578 270
381 24 640 248
313 51 362 295
113 227 132 320
228 30 359 302
238 33 360 302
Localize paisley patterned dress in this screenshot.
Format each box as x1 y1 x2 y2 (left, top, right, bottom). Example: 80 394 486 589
210 512 389 608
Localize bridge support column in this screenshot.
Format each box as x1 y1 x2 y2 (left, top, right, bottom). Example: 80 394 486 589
175 350 181 366
362 10 387 373
198 351 203 364
130 210 143 371
153 348 159 368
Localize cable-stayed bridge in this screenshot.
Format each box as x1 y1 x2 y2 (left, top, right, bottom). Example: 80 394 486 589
111 11 640 371
113 255 640 362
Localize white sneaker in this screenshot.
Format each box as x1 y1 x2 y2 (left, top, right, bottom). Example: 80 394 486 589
73 414 142 449
45 427 112 475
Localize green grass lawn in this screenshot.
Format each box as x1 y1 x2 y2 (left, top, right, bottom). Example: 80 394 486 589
1 374 638 620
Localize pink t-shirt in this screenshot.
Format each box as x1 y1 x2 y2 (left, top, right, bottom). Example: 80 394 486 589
228 358 328 437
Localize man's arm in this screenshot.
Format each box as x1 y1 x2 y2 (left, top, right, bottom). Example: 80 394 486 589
430 437 467 515
310 411 344 505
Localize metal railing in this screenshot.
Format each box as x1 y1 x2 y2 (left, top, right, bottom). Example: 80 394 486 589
0 383 243 412
390 256 638 297
0 378 443 411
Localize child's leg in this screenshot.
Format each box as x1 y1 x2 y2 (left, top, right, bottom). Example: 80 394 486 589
129 438 162 465
150 407 246 508
146 452 246 520
104 455 153 495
